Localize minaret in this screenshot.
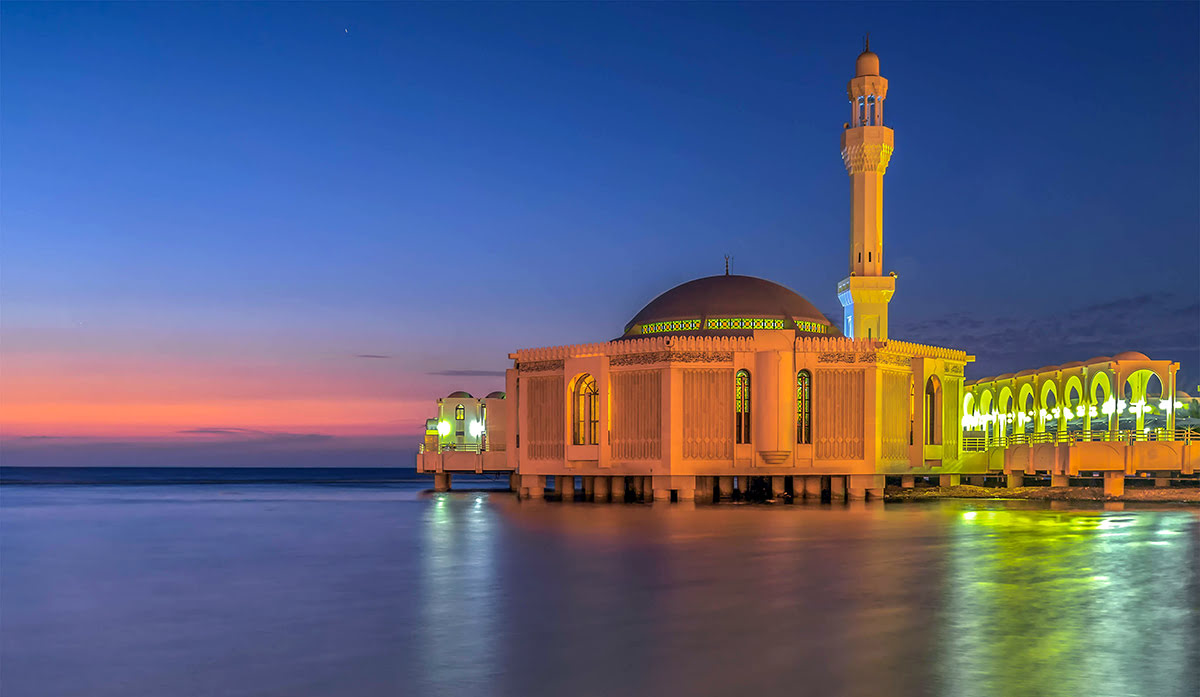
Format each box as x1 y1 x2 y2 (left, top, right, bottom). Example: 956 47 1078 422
837 38 895 340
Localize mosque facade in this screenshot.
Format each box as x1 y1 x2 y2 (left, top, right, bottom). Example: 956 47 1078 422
416 45 1196 500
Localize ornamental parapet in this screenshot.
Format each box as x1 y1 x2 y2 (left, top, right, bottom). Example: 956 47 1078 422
878 339 971 364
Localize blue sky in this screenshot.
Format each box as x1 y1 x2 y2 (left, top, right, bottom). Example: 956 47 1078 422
2 2 1197 465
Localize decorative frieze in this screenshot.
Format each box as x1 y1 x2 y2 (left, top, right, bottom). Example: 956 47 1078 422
945 363 964 376
818 352 857 363
610 351 733 367
877 353 912 367
518 359 564 373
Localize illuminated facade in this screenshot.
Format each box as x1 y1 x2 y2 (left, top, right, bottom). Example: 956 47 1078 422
416 44 1198 500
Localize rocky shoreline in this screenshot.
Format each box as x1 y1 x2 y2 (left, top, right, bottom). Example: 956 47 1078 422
884 484 1200 503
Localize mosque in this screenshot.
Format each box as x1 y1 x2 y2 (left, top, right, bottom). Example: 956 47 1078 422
416 44 1196 501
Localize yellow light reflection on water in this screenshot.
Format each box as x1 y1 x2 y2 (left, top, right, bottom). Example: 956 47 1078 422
945 505 1195 697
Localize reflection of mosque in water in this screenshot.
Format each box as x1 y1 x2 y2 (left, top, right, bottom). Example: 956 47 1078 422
416 43 1199 502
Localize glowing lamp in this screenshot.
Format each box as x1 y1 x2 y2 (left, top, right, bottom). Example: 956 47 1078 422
437 420 451 436
469 421 484 437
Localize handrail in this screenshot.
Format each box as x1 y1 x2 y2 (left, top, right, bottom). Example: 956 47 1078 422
959 428 1196 451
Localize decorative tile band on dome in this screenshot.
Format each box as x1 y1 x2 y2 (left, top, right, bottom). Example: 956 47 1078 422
633 317 829 335
638 319 703 334
705 317 786 330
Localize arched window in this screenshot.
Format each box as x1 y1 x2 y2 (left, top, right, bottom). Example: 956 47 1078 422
454 404 465 421
572 374 599 445
735 369 752 444
796 370 812 444
925 376 942 445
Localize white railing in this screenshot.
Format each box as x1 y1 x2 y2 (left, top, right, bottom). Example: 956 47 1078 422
960 428 1196 451
418 434 494 455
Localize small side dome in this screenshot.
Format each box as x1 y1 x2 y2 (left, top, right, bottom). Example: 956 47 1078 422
1176 390 1192 399
446 390 473 399
996 373 1014 380
1015 369 1036 377
485 391 507 399
856 50 879 77
1060 361 1084 368
1113 351 1149 361
1084 356 1112 364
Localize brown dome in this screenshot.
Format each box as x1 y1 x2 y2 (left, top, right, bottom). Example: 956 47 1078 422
622 275 838 338
856 50 880 77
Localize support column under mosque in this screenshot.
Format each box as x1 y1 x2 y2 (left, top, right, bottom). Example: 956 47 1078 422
632 476 645 501
829 476 846 502
434 473 451 492
1154 476 1170 488
509 472 520 491
901 475 915 489
1103 471 1125 497
718 476 734 500
610 476 625 502
1051 474 1070 487
693 476 713 503
583 476 595 501
770 476 786 501
676 476 696 501
736 475 748 496
556 475 574 501
848 474 884 501
803 476 822 500
521 474 544 499
1007 472 1024 488
939 474 960 487
593 476 610 502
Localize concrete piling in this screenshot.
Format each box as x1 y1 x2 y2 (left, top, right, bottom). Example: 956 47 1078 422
1103 472 1125 497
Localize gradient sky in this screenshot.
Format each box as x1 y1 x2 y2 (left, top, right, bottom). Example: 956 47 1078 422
3 2 1197 466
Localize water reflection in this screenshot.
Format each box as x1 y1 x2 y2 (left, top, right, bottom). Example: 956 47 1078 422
1 487 1195 697
943 505 1198 697
419 492 499 695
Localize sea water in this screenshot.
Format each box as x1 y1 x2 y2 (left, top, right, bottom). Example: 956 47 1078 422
1 468 1197 697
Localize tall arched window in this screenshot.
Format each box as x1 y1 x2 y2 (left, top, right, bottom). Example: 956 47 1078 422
796 370 812 444
572 374 599 445
454 404 465 421
735 369 752 444
925 376 942 445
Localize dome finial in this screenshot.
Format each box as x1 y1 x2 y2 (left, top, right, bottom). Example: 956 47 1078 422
724 254 732 276
865 32 870 52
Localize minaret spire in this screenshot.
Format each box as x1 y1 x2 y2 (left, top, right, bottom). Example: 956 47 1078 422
837 40 895 340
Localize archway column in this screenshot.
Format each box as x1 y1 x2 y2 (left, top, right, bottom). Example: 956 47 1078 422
1167 367 1177 433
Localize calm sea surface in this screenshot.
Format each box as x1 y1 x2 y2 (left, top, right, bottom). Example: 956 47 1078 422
2 468 1198 697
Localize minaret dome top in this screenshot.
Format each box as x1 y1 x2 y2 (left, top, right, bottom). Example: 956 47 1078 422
855 49 880 77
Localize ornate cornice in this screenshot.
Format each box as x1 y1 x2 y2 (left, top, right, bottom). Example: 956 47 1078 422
841 142 894 174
